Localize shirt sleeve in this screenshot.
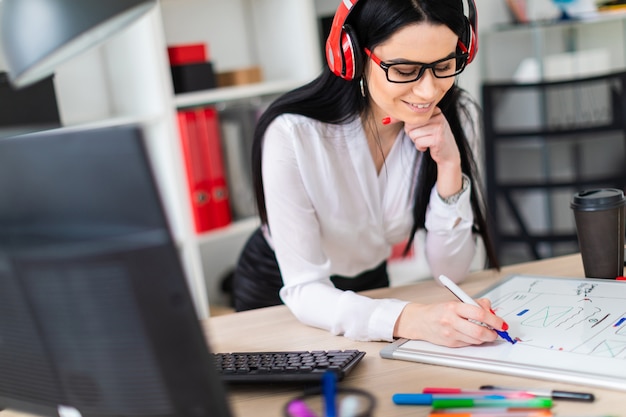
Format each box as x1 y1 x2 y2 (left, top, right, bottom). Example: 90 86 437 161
424 177 476 283
263 116 408 341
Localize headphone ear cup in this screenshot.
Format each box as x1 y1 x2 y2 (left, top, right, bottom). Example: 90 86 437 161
325 0 362 80
461 0 478 64
341 24 363 81
464 17 478 64
457 16 477 64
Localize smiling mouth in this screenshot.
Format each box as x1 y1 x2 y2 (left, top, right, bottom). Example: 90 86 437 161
406 101 431 110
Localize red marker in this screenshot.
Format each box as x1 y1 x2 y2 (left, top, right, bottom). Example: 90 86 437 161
423 388 533 398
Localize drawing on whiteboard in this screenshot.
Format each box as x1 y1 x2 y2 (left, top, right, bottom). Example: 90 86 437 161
380 275 626 392
488 277 626 357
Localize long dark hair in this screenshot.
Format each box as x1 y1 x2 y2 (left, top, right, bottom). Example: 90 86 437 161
251 0 499 269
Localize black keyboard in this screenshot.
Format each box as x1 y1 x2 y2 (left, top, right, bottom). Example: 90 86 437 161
212 349 366 383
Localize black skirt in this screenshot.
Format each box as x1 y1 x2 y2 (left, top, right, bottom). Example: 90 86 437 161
232 227 389 312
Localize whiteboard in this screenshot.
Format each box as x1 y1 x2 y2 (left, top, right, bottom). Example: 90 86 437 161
380 274 626 391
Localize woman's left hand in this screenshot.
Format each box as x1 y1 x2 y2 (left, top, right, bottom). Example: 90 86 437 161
403 108 463 198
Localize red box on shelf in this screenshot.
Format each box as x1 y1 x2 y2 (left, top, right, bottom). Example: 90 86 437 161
167 43 208 65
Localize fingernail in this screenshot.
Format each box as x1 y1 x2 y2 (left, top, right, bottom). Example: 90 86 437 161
502 322 509 331
382 116 391 125
489 308 496 314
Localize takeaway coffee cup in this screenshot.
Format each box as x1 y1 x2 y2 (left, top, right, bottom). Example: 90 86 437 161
570 189 626 279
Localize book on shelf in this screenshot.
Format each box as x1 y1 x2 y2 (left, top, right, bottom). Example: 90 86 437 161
177 106 232 233
219 104 260 220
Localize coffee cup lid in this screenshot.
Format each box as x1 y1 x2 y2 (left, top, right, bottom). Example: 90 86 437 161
570 188 626 211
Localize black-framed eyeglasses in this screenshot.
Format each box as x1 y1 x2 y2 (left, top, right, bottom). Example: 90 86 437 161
365 48 468 83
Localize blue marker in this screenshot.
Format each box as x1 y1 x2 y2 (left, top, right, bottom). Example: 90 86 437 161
436 275 517 344
393 393 510 405
322 371 337 417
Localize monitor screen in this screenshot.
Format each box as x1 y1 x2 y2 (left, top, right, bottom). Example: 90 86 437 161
0 123 232 417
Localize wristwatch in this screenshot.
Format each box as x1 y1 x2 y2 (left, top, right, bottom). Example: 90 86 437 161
440 174 470 205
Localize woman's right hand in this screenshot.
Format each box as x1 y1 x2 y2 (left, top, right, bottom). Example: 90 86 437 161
393 300 508 348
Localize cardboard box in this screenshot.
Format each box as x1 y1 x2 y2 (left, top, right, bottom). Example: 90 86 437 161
216 67 263 87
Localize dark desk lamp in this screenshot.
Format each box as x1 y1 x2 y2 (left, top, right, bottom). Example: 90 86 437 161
0 0 156 88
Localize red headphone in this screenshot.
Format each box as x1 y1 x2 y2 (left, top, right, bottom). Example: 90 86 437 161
325 0 478 81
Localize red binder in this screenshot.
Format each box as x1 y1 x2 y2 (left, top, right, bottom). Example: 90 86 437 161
177 107 232 233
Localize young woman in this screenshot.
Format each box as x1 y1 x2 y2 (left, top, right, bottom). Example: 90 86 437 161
232 0 504 347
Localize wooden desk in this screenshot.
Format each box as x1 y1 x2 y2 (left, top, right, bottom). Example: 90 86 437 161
207 253 623 416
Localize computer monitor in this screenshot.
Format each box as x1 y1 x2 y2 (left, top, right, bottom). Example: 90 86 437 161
0 122 232 417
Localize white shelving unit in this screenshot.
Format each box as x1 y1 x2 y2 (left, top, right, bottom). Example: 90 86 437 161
479 11 626 266
52 0 323 317
480 12 626 83
174 79 305 108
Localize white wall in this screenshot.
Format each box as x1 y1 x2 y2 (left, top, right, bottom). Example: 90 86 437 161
160 0 252 73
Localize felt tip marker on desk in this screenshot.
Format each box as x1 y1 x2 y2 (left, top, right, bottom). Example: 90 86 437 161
392 393 532 405
428 411 553 417
286 400 319 417
423 387 534 397
431 397 552 409
479 385 595 402
436 275 516 344
322 371 337 417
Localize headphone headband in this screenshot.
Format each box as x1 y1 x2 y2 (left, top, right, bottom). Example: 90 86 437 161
325 0 478 80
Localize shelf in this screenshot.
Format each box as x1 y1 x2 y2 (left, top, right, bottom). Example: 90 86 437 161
196 216 260 245
480 12 626 83
491 124 623 139
495 174 626 190
173 79 306 109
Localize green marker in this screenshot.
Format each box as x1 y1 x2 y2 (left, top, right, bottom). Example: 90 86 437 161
431 397 553 409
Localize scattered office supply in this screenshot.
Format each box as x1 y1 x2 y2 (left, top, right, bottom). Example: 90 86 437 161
479 385 595 402
392 393 533 405
424 386 594 403
426 409 553 416
286 399 319 417
430 397 552 410
213 349 366 383
323 371 337 417
284 387 375 417
423 387 530 396
381 274 626 391
338 395 360 417
436 274 516 344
